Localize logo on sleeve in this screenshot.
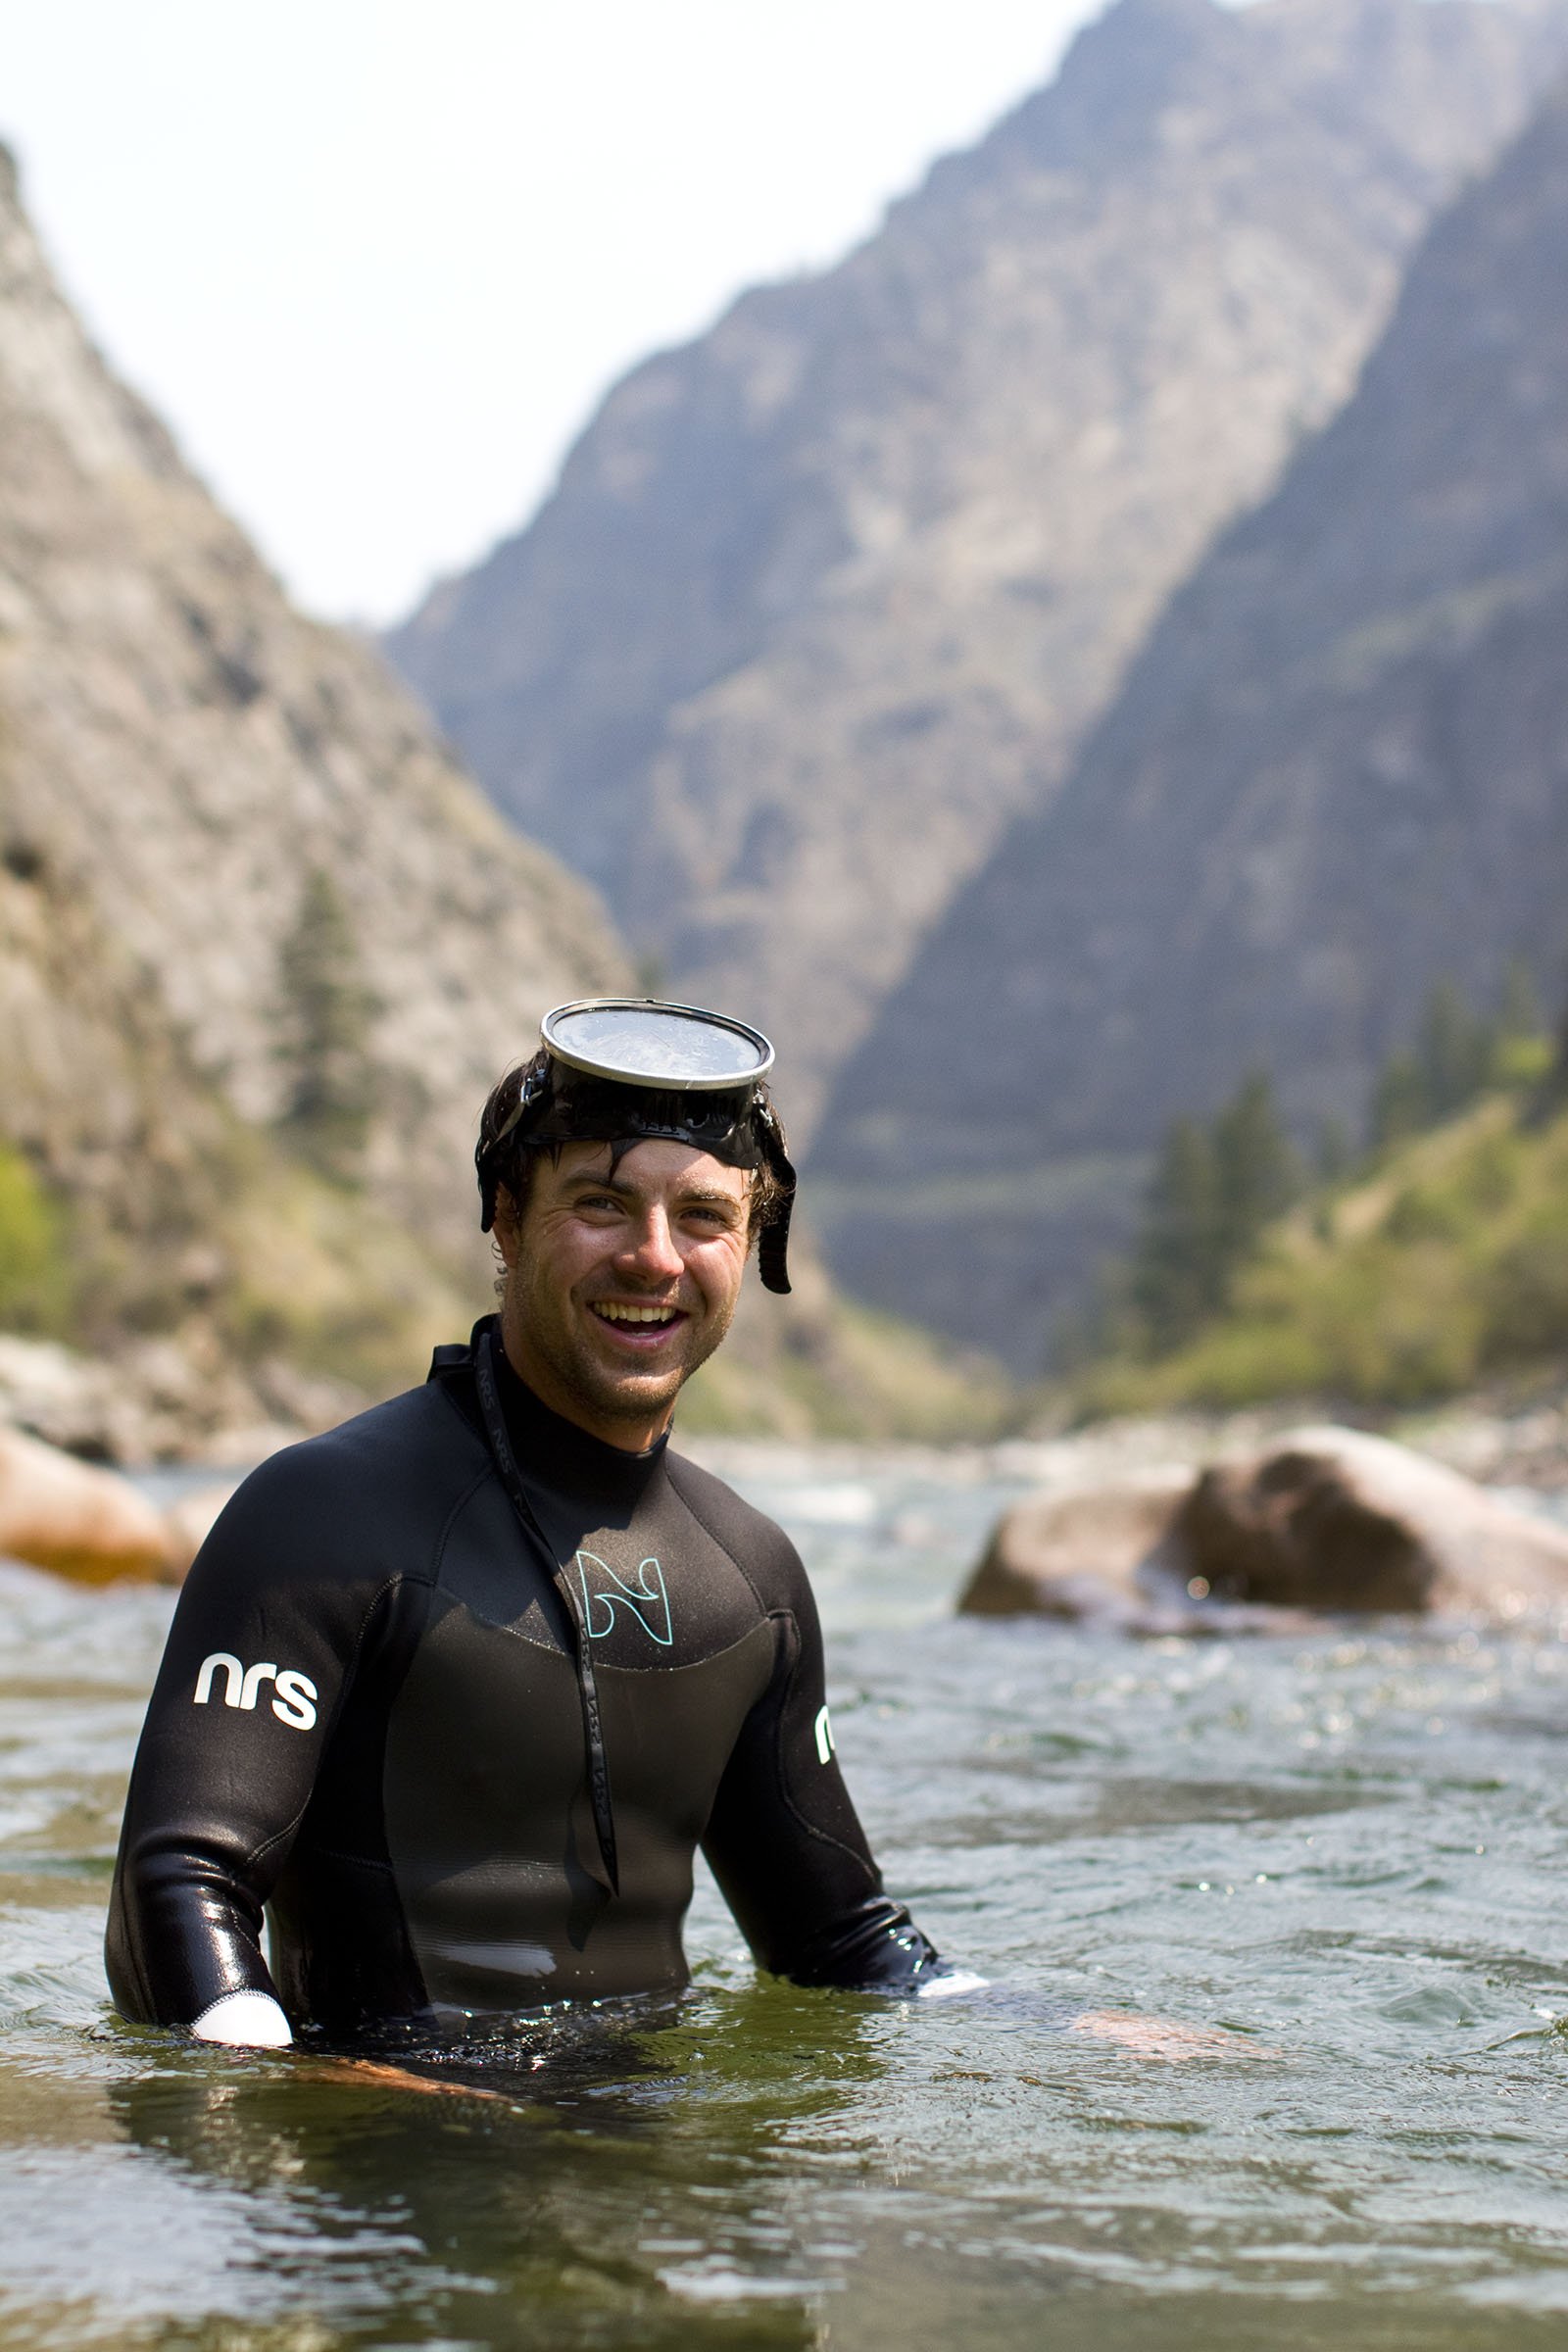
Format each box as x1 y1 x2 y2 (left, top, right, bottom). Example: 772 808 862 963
193 1652 318 1731
574 1551 672 1647
814 1705 835 1765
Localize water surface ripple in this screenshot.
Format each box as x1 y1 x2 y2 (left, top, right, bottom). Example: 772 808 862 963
4 1452 1568 2348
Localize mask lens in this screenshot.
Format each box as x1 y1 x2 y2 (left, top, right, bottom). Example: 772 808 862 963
542 1001 772 1089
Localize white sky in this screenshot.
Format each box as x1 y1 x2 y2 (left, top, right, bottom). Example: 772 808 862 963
0 2 1109 624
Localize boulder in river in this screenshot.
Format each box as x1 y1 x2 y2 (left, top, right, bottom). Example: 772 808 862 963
957 1467 1194 1622
960 1425 1568 1624
0 1424 186 1584
1150 1425 1568 1618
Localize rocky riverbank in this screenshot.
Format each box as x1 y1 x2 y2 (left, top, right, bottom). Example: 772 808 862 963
0 1331 359 1468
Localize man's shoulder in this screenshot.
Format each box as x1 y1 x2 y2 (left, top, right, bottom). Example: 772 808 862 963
662 1446 804 1590
212 1379 489 1549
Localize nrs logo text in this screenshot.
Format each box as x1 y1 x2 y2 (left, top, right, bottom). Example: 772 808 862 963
193 1652 318 1731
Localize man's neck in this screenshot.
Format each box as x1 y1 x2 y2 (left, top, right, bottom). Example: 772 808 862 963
497 1314 672 1453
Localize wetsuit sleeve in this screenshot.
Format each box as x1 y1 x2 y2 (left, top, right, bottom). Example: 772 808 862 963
105 1446 395 2031
697 1518 944 1992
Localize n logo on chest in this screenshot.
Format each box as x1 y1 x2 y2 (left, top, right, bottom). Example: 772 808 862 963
574 1550 672 1647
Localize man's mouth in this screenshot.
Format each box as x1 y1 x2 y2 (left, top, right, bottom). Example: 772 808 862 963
589 1300 685 1330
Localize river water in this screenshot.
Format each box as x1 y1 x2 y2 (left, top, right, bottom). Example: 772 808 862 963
5 1445 1568 2349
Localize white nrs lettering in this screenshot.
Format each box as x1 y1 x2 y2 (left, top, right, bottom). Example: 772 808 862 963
240 1661 276 1710
271 1670 318 1730
193 1651 243 1707
813 1704 835 1766
193 1653 318 1732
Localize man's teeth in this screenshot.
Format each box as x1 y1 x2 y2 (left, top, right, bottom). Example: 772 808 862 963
595 1302 679 1324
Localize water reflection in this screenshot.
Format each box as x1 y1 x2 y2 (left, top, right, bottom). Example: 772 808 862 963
93 1983 893 2346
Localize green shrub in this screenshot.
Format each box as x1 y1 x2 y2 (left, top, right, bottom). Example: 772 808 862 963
1462 1132 1525 1214
1167 1319 1330 1410
0 1145 72 1331
1073 1018 1568 1420
1480 1206 1568 1366
1493 1033 1553 1091
1185 1238 1485 1405
1384 1180 1470 1245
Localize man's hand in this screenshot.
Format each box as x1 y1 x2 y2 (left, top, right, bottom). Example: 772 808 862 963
1071 2009 1269 2061
915 1968 990 2000
189 1990 294 2047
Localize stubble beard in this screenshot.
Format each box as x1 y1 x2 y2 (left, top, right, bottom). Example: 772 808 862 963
505 1263 740 1434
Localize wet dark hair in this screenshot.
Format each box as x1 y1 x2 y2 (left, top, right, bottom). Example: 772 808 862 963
476 1051 791 1251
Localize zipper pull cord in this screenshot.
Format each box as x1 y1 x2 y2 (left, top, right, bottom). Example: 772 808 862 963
473 1326 620 1898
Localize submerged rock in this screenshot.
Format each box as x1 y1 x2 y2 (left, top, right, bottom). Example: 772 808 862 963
960 1426 1568 1625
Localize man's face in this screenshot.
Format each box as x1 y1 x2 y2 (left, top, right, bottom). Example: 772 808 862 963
495 1137 753 1448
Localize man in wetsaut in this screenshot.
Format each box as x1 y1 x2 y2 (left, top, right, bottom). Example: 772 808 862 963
107 998 967 2049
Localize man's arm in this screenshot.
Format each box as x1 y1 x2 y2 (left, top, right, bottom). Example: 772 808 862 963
105 1446 392 2045
698 1527 955 1993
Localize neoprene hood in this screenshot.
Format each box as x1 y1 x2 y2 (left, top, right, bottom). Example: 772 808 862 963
478 998 798 1294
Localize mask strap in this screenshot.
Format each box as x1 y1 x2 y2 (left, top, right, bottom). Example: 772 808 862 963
754 1100 797 1295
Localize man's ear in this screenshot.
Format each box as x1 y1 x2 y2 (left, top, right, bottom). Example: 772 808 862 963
492 1186 521 1269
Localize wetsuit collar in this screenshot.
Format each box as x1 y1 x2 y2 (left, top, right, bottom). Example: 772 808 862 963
482 1319 669 1514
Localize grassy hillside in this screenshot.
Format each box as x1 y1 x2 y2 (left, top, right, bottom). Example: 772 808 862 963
1074 1058 1568 1419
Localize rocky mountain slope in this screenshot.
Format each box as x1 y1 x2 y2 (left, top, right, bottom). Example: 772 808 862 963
0 143 629 1427
386 0 1566 1133
815 80 1568 1371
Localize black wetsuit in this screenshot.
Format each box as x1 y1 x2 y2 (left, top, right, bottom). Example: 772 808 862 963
107 1322 940 2038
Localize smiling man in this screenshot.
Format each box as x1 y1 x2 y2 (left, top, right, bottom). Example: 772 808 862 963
107 999 956 2050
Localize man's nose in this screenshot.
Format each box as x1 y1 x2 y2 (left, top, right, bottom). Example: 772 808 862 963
620 1207 684 1282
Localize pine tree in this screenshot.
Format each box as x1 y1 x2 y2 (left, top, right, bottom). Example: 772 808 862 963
1496 957 1541 1049
1552 971 1568 1102
1130 1117 1221 1353
1416 980 1490 1122
1315 1116 1352 1185
1370 1050 1428 1152
275 868 377 1179
1210 1073 1301 1265
1128 1075 1301 1356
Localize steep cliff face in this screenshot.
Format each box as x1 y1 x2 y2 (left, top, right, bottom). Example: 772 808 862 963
0 145 637 1435
816 82 1568 1371
0 145 625 1261
386 0 1566 1132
